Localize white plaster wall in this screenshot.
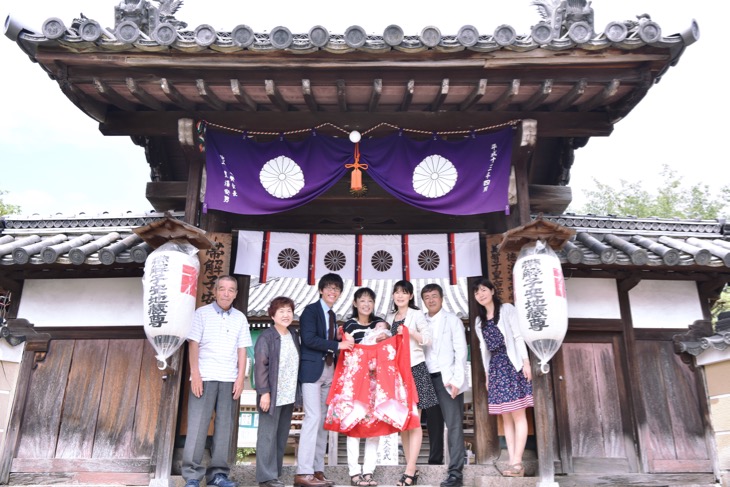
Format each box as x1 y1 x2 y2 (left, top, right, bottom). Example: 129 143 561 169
629 280 703 329
565 278 621 319
17 278 143 327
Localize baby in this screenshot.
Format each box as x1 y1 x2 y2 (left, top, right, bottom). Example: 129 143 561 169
360 321 392 345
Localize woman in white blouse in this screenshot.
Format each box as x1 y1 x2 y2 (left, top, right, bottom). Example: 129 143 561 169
385 280 434 486
473 278 533 478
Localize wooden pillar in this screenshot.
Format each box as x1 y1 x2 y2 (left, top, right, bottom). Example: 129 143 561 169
151 348 184 487
531 360 558 486
0 324 50 484
179 118 204 227
507 119 537 228
468 276 499 464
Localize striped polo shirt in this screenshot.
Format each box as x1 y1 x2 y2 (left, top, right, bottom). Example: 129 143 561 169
188 301 252 382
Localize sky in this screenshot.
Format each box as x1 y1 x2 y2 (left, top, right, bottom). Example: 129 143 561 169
0 0 724 217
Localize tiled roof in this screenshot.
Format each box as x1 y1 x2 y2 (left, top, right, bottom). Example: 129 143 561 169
674 314 730 358
543 215 730 268
0 212 183 267
24 14 694 54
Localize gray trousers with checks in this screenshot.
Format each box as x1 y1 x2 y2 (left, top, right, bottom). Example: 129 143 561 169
182 381 235 482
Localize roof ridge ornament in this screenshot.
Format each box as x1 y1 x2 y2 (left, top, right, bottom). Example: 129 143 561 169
531 0 595 41
114 0 187 37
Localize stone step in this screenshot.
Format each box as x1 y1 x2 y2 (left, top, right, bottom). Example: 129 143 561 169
158 464 719 487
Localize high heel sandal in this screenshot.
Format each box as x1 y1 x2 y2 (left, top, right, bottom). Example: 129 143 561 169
502 463 525 477
396 473 418 486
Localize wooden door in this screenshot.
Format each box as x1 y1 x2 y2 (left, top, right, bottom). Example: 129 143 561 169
552 332 639 474
8 338 163 485
634 337 714 473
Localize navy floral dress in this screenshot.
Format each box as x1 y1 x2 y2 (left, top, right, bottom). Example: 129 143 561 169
482 318 534 414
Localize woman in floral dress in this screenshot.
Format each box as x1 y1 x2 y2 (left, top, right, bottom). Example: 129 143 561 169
473 278 533 478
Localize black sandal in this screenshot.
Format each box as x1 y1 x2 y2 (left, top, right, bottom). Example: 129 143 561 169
351 475 369 486
362 473 377 486
396 473 417 486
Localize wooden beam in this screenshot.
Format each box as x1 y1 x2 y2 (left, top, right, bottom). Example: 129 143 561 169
579 79 620 112
59 79 108 123
399 79 415 112
551 78 587 111
491 79 520 111
302 79 319 112
265 79 290 112
161 78 196 111
93 78 137 111
101 111 614 138
336 79 348 112
528 184 572 214
126 78 166 110
610 72 651 123
522 79 553 111
196 79 227 111
230 79 257 111
459 78 487 111
38 50 670 71
368 78 382 112
429 78 449 112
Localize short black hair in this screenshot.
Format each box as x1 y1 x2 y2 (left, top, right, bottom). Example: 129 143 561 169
318 273 344 292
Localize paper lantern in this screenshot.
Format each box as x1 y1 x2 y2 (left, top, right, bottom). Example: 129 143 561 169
142 240 200 370
513 240 568 374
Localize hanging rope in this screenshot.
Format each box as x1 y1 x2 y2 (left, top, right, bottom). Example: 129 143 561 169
196 119 521 139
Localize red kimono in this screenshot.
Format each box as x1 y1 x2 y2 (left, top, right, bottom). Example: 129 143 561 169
325 326 420 438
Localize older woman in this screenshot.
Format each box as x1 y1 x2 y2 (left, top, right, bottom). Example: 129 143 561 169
255 296 301 487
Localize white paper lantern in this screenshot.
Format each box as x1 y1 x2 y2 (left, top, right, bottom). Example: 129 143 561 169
513 240 568 374
142 240 200 370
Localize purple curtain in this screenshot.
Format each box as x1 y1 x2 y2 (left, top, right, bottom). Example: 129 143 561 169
204 127 513 216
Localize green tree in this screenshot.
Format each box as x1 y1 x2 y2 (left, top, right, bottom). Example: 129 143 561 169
575 165 730 323
0 190 20 216
576 165 729 220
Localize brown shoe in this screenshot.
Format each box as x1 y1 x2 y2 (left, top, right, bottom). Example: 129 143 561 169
314 472 335 487
294 474 327 487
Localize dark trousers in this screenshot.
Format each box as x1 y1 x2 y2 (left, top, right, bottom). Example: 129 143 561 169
428 373 465 478
182 381 235 482
425 404 444 464
256 403 294 483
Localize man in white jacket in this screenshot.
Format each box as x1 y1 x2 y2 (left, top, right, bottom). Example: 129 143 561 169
422 284 469 487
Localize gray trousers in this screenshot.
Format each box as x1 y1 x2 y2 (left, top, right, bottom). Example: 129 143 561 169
431 374 465 478
256 403 294 483
182 381 235 482
296 363 334 474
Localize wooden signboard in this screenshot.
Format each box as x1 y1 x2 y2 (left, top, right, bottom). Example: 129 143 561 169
485 234 518 303
195 232 232 308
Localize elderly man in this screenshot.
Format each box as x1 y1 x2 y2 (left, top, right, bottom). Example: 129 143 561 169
182 276 252 487
422 283 469 487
